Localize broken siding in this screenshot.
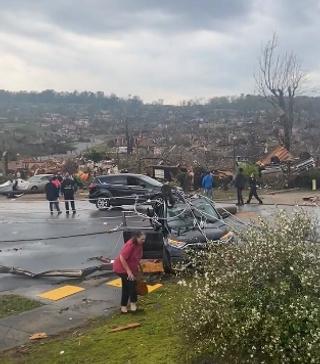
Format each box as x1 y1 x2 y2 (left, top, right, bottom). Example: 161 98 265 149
258 146 294 166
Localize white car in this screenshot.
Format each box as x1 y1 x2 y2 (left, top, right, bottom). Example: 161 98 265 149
27 174 54 193
0 179 29 196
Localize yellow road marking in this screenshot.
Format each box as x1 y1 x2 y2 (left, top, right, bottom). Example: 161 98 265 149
106 279 163 293
38 285 85 301
106 278 122 288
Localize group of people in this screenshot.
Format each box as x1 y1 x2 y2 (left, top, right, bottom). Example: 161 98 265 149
234 168 263 206
45 173 78 215
200 168 262 206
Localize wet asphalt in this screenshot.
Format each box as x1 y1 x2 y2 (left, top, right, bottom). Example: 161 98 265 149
1 196 319 292
0 199 124 291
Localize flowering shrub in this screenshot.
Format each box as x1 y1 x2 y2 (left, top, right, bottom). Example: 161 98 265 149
178 211 320 363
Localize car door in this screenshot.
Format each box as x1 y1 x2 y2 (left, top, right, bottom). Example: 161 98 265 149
126 176 147 194
40 176 50 191
107 175 130 205
123 229 164 259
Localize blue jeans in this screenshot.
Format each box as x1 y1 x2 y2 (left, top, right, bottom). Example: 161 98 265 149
204 188 213 200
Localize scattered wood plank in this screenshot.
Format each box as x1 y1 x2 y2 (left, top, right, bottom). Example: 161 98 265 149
110 323 141 333
29 332 48 340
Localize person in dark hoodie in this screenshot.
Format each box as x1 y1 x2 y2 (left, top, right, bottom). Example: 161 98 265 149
61 173 77 214
45 176 62 214
247 173 263 204
234 168 246 206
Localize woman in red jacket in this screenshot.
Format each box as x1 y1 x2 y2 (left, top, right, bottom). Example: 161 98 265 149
113 231 146 313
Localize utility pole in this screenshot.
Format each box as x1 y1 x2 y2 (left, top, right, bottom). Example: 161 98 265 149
125 118 133 156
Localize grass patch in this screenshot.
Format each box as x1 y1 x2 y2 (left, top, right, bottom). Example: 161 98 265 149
1 284 186 364
0 295 42 319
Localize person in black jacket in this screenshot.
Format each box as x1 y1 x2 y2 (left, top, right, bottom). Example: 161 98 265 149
45 177 62 214
61 173 77 214
247 173 263 204
234 168 246 206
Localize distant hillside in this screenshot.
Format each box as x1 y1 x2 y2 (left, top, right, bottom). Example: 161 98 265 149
0 90 320 159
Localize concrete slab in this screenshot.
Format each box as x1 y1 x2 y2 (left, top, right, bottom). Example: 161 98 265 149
0 305 84 334
0 284 120 351
0 325 29 351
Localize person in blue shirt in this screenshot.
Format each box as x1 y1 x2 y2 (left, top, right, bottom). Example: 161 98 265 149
202 171 214 200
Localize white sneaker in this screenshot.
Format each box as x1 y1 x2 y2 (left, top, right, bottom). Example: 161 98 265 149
130 302 137 312
120 306 128 314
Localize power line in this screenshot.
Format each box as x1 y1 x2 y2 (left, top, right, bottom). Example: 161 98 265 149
0 225 122 243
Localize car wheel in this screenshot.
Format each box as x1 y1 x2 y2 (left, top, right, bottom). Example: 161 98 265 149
31 186 38 192
96 197 111 210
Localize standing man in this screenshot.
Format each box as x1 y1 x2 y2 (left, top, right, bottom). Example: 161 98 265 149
176 168 187 192
202 171 214 200
61 173 77 214
186 168 194 192
234 168 246 206
247 173 263 204
45 176 62 215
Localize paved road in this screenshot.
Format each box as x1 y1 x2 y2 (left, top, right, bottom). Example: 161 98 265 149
0 199 124 291
1 195 319 292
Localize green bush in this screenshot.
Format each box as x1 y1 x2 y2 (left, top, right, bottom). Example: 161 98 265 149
178 211 320 363
239 162 259 177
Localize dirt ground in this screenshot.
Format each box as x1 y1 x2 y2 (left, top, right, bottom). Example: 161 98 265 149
260 190 320 206
215 188 320 206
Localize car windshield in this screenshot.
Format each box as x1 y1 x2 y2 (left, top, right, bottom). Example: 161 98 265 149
191 199 220 223
166 198 220 231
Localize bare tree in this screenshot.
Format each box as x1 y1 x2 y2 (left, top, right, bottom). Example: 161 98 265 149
256 34 305 151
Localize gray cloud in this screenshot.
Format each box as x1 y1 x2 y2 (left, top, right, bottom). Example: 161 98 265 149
0 0 319 102
0 1 253 33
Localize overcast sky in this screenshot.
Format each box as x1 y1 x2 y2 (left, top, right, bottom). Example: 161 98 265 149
0 0 319 103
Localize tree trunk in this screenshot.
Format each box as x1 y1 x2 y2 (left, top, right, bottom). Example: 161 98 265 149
283 114 291 151
277 90 292 151
286 94 294 151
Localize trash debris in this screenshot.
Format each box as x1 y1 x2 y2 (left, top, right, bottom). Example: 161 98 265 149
60 351 65 355
110 323 141 333
87 256 112 264
58 307 70 314
29 332 48 340
303 196 320 203
82 298 93 304
17 345 29 354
